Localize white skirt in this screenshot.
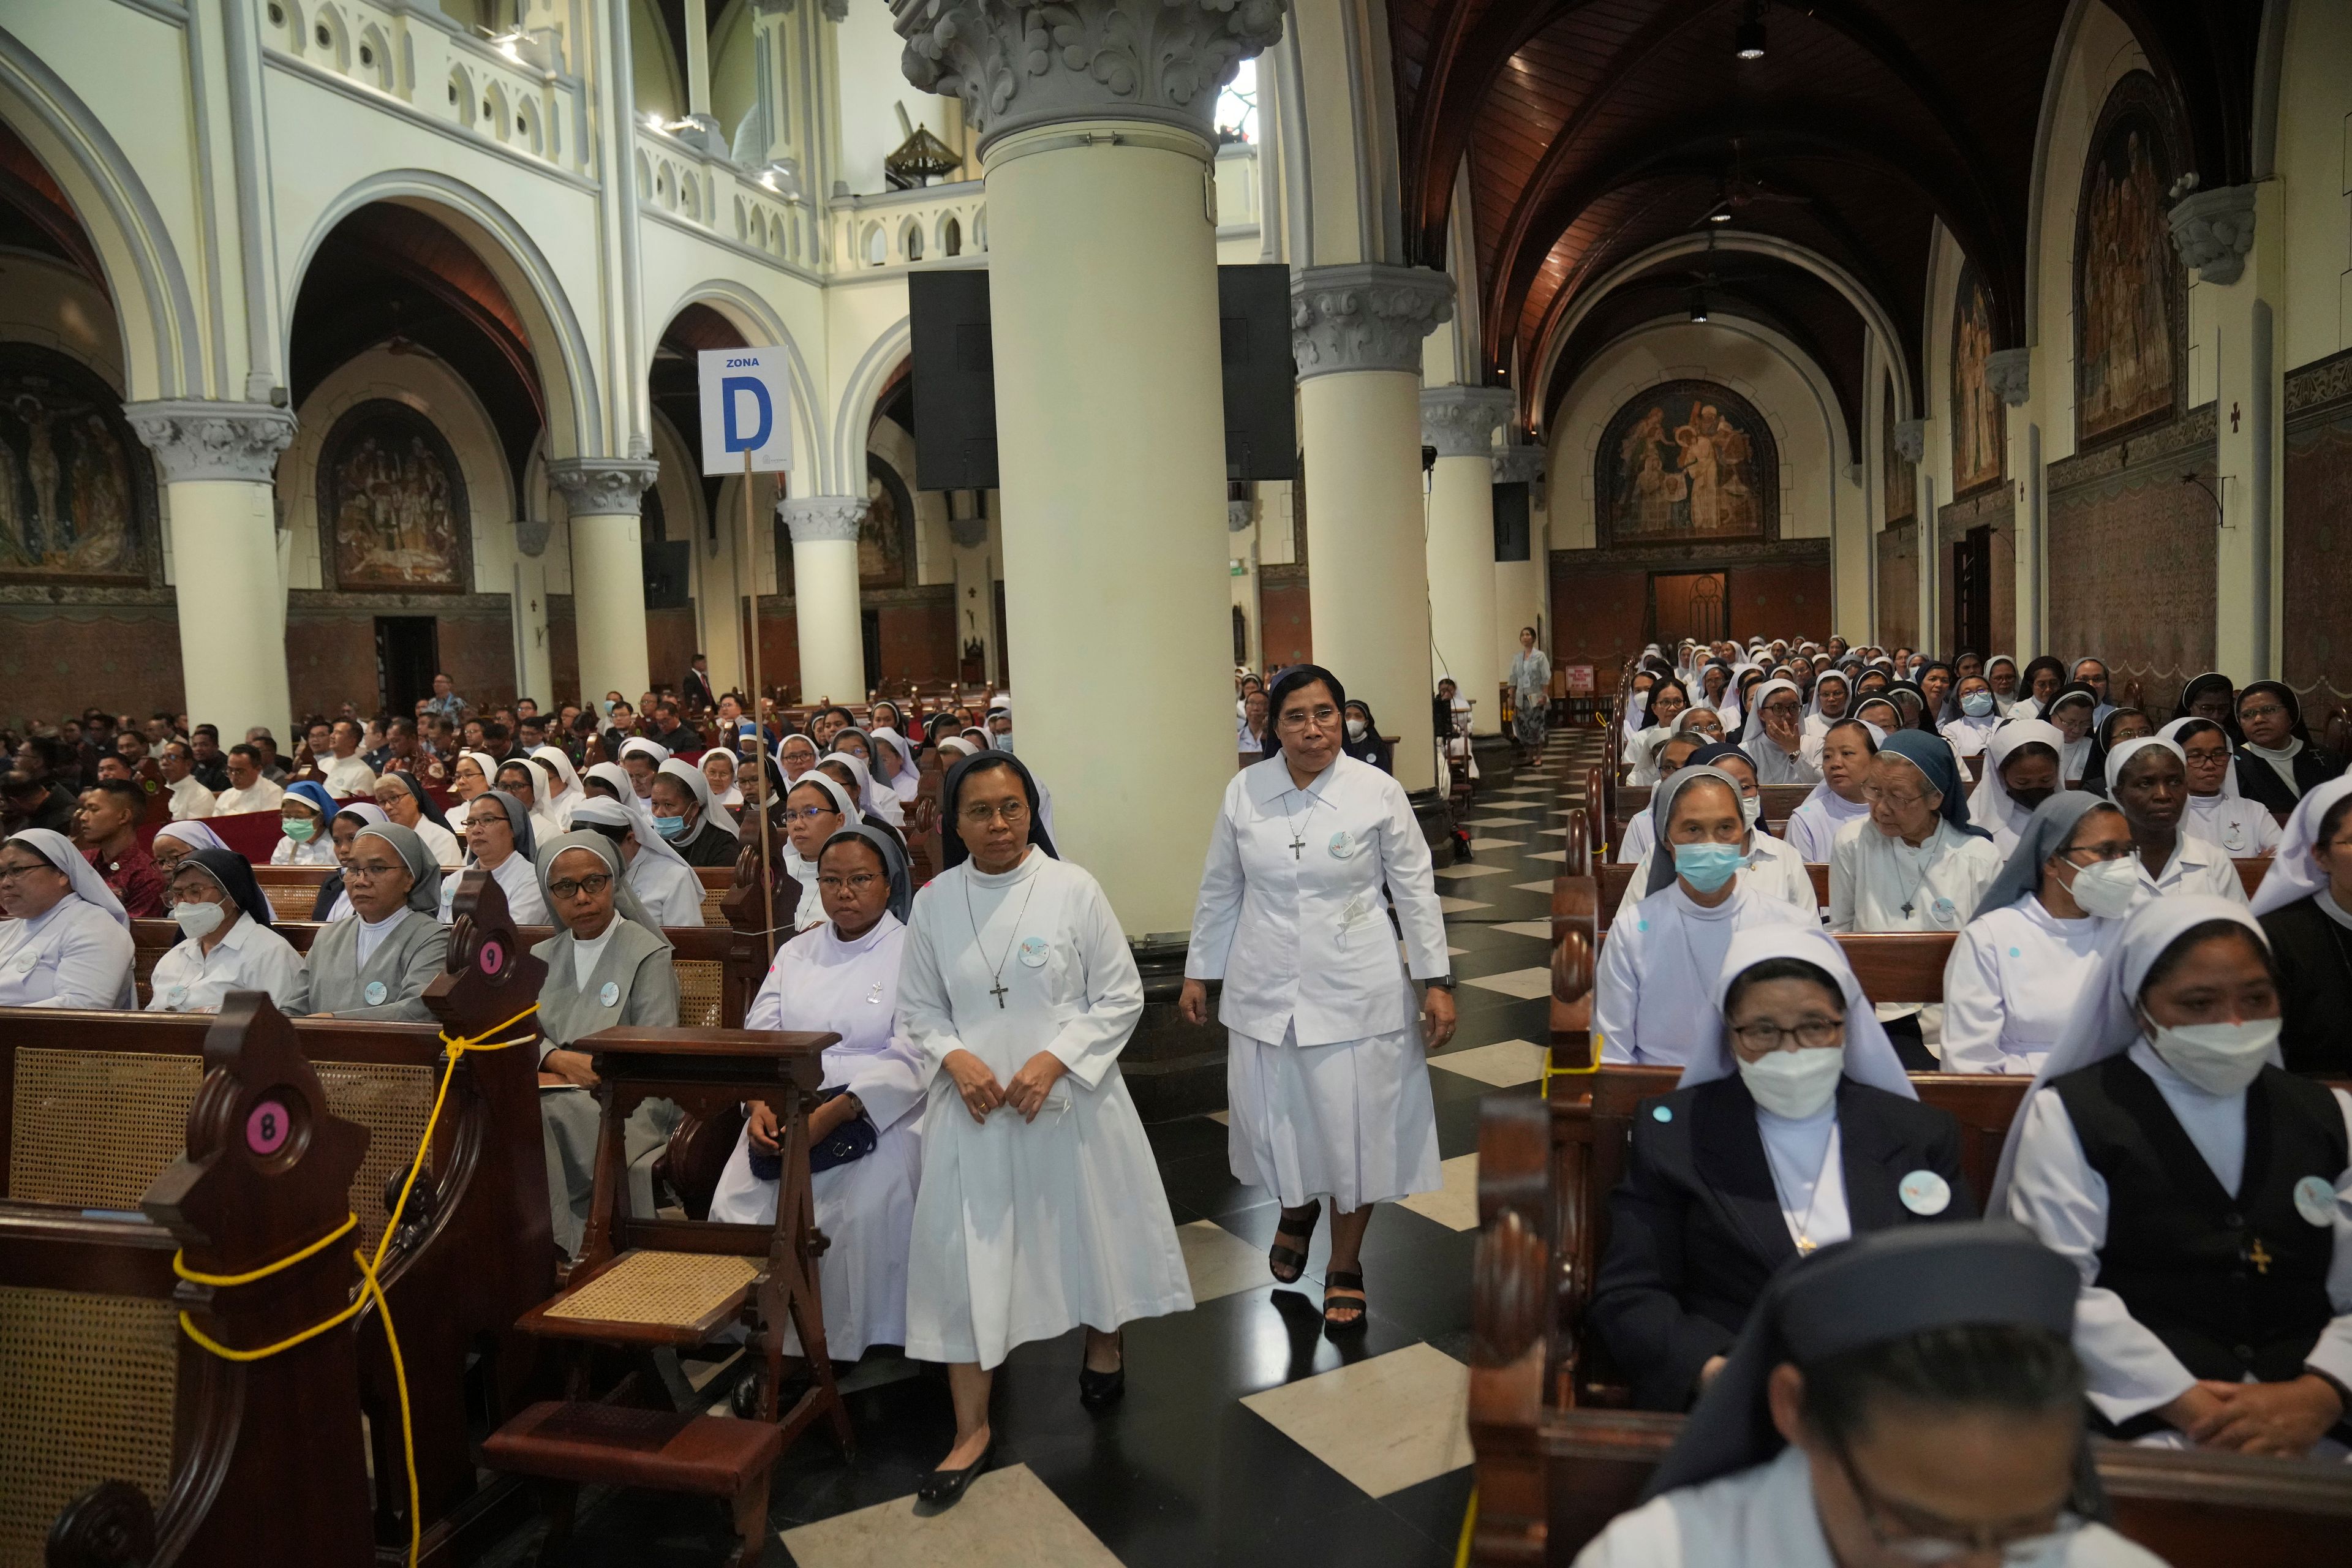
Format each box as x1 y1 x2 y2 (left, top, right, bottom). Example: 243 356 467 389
1225 1023 1442 1212
708 1116 923 1362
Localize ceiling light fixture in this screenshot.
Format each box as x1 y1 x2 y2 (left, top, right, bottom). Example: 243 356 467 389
1708 208 1733 224
1735 1 1767 61
1689 288 1710 324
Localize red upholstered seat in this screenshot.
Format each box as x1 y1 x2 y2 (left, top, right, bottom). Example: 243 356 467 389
483 1402 784 1496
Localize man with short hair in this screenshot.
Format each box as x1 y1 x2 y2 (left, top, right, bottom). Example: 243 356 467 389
361 717 394 771
159 739 216 820
244 728 288 785
516 714 547 753
479 721 514 762
74 777 166 916
214 744 285 815
683 652 716 714
648 701 696 750
2 770 72 835
321 718 377 796
187 725 230 790
423 671 466 717
94 756 134 783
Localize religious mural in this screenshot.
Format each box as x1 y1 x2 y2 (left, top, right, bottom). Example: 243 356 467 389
0 345 151 583
318 401 469 591
2075 72 2180 447
1882 372 1915 524
1596 379 1774 545
1950 258 2003 496
861 452 916 589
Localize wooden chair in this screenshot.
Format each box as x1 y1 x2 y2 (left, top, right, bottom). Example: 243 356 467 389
486 1023 846 1568
0 996 375 1567
252 864 337 922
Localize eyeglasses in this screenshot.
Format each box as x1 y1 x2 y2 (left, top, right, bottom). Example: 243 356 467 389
548 873 612 901
1760 701 1801 716
1833 1442 2084 1564
2239 702 2289 722
782 805 840 825
1276 705 1340 731
816 872 881 895
1861 785 1929 809
1730 1017 1844 1051
960 799 1030 827
344 861 405 881
2060 842 2135 864
0 861 53 884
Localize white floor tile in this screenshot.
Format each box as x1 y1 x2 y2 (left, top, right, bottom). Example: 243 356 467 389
1466 837 1524 851
1179 1218 1274 1303
1512 880 1556 894
1437 896 1491 914
1431 862 1515 880
1240 1343 1476 1498
1464 966 1555 1000
1494 920 1555 940
1464 815 1535 827
1428 1038 1546 1087
778 1463 1123 1567
1526 848 1568 862
1397 1153 1480 1232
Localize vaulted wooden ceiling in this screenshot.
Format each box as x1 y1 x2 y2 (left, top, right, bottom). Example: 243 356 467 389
1390 0 2266 434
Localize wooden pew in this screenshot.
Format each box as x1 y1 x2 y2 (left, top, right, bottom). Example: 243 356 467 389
0 995 377 1567
2 872 554 1565
249 864 738 929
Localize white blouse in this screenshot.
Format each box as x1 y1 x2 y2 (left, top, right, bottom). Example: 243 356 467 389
270 834 339 867
145 914 309 1014
1826 816 2003 935
1783 789 1868 863
745 914 926 1134
0 896 135 1009
626 850 707 927
1594 884 1815 1066
1939 899 2117 1075
439 851 549 926
2185 793 2283 858
2129 832 2248 909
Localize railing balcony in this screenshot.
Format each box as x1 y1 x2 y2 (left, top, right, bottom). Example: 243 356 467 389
828 181 987 273
633 122 820 270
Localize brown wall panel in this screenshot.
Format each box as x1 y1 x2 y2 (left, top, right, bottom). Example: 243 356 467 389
752 605 801 704
283 595 516 719
2048 417 2215 716
644 606 701 699
546 594 578 708
1259 571 1312 670
2285 355 2352 723
1727 560 1832 644
1547 559 1651 677
0 603 184 728
876 600 956 685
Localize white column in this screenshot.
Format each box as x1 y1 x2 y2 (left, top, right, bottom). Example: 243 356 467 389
549 459 658 704
1421 385 1513 733
783 496 867 703
126 401 298 741
892 0 1283 936
1292 265 1456 793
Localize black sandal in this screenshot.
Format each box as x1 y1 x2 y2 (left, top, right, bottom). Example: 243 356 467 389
1268 1200 1321 1284
1323 1269 1368 1335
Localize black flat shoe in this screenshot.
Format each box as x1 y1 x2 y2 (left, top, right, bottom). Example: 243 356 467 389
1078 1332 1125 1409
916 1436 993 1507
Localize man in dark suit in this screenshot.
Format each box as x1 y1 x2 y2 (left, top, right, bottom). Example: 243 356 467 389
682 653 717 715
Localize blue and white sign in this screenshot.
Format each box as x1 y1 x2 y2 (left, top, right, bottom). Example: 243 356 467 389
697 347 794 475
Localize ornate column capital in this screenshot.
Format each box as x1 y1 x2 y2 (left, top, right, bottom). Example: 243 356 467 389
1986 348 2032 408
124 399 296 484
1891 418 1927 463
2168 183 2256 285
891 0 1287 154
515 518 554 558
1491 444 1545 488
1227 499 1254 532
948 514 989 549
781 495 867 544
548 458 659 515
1290 264 1455 380
1420 385 1515 458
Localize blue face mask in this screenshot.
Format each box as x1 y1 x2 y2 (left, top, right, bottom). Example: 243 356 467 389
653 815 688 840
1673 840 1748 894
1961 690 1995 717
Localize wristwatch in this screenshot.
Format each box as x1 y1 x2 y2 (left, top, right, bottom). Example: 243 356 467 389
1424 974 1455 990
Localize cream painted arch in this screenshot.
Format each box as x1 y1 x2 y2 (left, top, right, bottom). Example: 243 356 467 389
285 170 606 462
648 276 827 494
829 313 910 504
1530 233 1912 446
0 23 203 402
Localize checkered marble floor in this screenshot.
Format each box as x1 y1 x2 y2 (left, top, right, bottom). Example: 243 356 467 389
476 730 1604 1568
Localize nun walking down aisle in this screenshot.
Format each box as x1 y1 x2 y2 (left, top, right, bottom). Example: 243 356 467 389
1183 664 1455 1335
897 751 1191 1509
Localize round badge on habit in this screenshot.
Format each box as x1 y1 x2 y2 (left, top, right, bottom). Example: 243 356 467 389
364 980 388 1006
1899 1170 1952 1216
599 981 620 1008
1018 936 1050 968
1328 831 1354 859
1652 1104 1672 1123
1929 896 1957 927
2223 824 2248 852
2294 1174 2340 1227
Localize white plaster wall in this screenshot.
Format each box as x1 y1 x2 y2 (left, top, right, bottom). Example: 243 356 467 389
2275 0 2352 370
832 1 956 197
631 0 685 123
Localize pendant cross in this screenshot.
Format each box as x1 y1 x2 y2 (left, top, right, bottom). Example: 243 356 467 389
1289 831 1306 859
990 977 1009 1008
2250 1237 2273 1275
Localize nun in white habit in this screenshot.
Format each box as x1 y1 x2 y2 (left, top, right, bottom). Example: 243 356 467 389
568 797 704 926
1966 718 2067 855
532 744 588 826
710 824 927 1361
1615 744 1818 925
2104 736 2247 907
1183 664 1452 1332
1740 679 1822 786
0 827 135 1008
1597 767 1816 1066
1994 897 2352 1454
778 771 861 933
439 789 550 926
897 749 1190 1506
1782 718 1880 863
818 749 905 832
1940 793 2128 1076
2162 717 2285 858
1576 1224 2162 1568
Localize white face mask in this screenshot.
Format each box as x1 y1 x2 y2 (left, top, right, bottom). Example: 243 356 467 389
1740 796 1763 827
1738 1044 1845 1119
2063 856 2140 919
172 899 226 940
2144 1017 2280 1096
1346 719 1367 741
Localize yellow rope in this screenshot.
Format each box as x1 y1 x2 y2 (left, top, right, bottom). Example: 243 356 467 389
170 1001 541 1568
1542 1034 1605 1093
1453 1483 1479 1568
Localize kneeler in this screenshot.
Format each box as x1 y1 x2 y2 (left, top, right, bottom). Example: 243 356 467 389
483 1025 850 1567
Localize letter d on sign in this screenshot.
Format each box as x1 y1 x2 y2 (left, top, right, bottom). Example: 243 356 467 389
697 347 793 475
722 377 772 452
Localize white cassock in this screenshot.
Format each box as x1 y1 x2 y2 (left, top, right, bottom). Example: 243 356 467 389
212 779 285 816
1741 736 1820 785
439 853 549 925
1594 885 1814 1066
1571 1445 2165 1568
322 755 378 796
1186 753 1447 1212
0 895 135 1008
1939 901 2117 1075
1783 788 1868 863
1616 831 1817 927
2187 792 2283 858
168 777 216 820
899 848 1192 1369
2129 833 2247 908
2007 1042 2352 1436
710 914 926 1360
1827 815 2002 1035
270 834 339 867
145 915 309 1014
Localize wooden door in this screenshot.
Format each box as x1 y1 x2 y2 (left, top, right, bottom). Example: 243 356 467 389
1649 571 1727 646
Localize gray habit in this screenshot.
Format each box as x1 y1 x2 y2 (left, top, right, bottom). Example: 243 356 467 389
304 910 450 1021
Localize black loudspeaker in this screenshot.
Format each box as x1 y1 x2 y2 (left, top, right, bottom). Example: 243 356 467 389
642 540 692 609
905 265 1297 489
910 270 1000 491
1494 480 1531 562
1218 263 1297 481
